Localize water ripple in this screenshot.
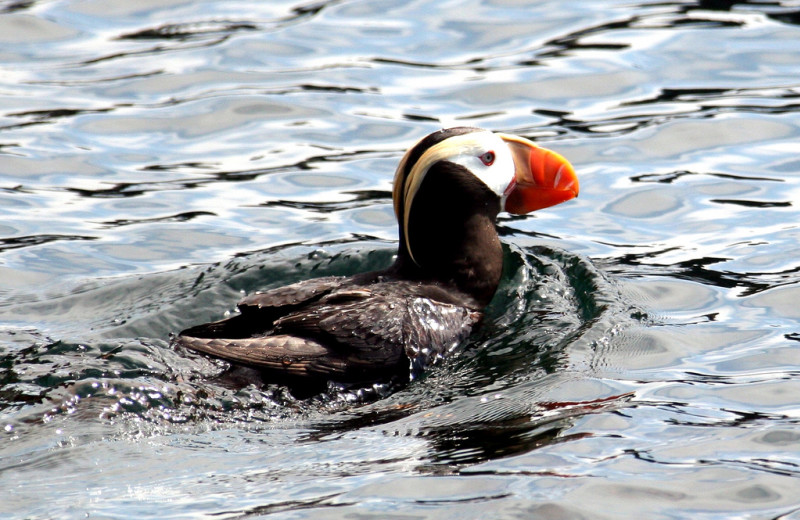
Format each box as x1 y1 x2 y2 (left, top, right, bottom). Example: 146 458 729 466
2 0 800 517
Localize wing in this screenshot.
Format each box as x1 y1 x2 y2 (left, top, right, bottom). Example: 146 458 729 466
177 276 347 340
237 276 346 312
177 334 334 378
274 286 481 376
177 281 481 383
176 312 409 382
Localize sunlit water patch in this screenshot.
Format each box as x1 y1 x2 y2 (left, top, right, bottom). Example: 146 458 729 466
1 242 644 518
1 243 636 433
3 0 800 518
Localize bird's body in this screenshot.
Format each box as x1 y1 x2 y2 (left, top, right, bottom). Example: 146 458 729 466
176 127 578 389
179 272 481 385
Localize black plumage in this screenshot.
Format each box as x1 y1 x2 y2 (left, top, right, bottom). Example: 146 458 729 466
175 127 578 388
179 274 480 384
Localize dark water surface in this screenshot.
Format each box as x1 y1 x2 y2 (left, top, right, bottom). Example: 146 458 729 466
2 0 800 518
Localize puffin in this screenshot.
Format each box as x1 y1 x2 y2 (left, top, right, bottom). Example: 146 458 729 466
176 127 578 390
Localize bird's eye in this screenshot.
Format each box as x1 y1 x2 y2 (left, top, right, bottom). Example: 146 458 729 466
479 151 495 166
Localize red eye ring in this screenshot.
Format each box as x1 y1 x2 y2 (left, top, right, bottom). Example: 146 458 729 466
480 151 495 166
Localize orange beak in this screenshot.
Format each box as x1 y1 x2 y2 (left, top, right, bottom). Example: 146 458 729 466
499 133 579 214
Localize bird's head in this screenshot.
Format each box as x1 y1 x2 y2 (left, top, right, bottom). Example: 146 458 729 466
392 127 579 267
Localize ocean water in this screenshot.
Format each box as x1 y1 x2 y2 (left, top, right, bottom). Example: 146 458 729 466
1 0 799 518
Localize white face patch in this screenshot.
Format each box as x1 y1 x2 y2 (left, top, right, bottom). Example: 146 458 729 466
442 131 516 206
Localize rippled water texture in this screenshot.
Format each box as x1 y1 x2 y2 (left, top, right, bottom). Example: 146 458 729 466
2 0 800 518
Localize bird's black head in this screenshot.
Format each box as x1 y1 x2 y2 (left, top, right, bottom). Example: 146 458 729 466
392 127 578 269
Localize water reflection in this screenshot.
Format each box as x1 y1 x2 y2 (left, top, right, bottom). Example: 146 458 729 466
2 0 800 517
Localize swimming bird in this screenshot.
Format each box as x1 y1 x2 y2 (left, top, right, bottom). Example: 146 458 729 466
176 127 578 389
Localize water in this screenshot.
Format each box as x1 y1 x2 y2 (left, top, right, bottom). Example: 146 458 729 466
2 0 800 518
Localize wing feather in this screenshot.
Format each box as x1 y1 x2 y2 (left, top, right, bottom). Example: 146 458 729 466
237 276 345 311
178 279 481 382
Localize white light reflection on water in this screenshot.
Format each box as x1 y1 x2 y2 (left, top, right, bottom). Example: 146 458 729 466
2 0 800 519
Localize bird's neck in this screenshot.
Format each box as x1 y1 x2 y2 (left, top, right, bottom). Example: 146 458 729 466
387 161 507 308
392 210 503 309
